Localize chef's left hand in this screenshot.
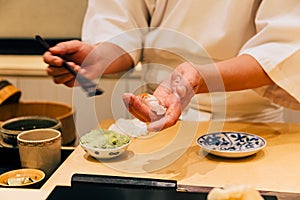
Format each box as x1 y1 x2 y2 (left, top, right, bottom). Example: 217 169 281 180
122 62 201 132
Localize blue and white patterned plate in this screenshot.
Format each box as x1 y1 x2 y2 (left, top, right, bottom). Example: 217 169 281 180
197 132 266 158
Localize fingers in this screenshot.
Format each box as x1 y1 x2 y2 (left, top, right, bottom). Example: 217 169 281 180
122 93 152 122
46 62 81 87
147 98 181 132
43 40 85 87
43 40 85 67
48 40 83 56
43 51 63 67
123 92 182 132
145 64 200 131
175 62 202 93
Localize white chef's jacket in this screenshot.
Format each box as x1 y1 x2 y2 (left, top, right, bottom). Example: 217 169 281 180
82 0 300 122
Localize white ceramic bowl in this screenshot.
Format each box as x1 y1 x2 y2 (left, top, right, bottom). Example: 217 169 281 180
79 129 131 159
80 142 130 159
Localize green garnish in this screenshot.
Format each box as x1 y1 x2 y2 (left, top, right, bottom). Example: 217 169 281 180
80 129 130 149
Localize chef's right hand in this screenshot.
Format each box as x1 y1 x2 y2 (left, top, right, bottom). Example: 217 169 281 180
43 40 94 87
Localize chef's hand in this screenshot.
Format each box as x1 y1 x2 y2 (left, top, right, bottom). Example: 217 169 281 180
43 40 94 87
123 62 202 132
44 41 134 88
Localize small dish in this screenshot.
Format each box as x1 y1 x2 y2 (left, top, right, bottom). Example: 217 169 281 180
0 168 45 187
80 142 130 160
79 129 131 159
197 131 266 158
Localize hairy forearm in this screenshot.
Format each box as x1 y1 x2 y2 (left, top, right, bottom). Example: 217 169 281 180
194 54 273 93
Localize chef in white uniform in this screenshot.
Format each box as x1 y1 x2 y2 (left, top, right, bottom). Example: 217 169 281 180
44 0 300 131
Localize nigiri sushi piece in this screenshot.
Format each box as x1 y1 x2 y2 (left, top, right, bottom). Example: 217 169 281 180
137 93 166 115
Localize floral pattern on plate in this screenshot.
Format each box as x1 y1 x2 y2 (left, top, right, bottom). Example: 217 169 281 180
197 132 266 158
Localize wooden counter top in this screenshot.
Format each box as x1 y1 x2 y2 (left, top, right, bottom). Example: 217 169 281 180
2 120 300 199
0 55 47 76
0 55 142 78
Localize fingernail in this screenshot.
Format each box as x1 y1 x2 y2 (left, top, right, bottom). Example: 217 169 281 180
176 85 187 98
54 59 61 66
172 75 181 85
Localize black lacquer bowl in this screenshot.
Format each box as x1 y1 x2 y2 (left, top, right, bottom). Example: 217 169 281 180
0 116 61 147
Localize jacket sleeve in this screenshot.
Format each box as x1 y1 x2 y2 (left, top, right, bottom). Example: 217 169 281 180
239 0 300 109
81 0 149 65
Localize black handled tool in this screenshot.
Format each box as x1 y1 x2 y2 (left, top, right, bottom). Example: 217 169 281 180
35 35 103 97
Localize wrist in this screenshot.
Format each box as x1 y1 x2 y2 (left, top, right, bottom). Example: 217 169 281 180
176 62 207 94
191 63 227 94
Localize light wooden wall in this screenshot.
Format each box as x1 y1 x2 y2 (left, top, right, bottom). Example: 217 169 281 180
0 0 87 38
